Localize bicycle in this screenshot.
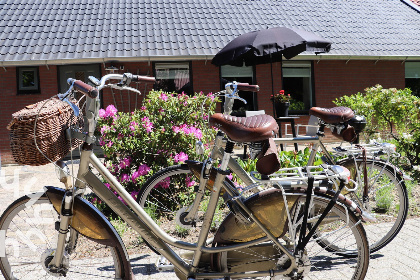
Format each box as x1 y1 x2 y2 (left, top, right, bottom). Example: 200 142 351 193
0 73 370 279
272 109 409 255
139 82 409 258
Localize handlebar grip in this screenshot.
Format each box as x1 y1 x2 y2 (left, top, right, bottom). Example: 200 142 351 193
68 79 99 98
131 75 156 83
236 83 260 92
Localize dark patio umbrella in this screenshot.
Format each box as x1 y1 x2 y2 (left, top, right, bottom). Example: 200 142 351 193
211 26 331 117
212 26 331 67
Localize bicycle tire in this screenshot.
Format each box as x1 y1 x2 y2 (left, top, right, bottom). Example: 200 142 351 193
300 195 369 279
0 194 125 280
320 158 408 255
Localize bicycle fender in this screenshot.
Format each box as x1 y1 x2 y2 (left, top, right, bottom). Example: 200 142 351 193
213 188 299 244
44 186 134 280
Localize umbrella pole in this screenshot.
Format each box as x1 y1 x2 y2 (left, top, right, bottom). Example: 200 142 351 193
271 61 276 118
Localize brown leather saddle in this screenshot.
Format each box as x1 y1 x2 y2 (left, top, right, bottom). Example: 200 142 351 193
309 106 354 124
309 106 357 142
209 113 279 142
209 113 280 175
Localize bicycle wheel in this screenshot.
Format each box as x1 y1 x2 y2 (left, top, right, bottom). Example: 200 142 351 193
337 158 408 254
215 194 369 280
137 164 230 254
0 194 124 280
300 196 369 279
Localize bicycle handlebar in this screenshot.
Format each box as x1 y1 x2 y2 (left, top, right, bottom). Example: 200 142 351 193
225 82 259 92
131 74 156 83
236 83 260 92
67 79 99 99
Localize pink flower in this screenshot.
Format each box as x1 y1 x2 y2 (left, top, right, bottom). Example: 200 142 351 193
227 174 233 180
130 125 135 131
143 122 154 133
186 176 196 187
107 141 113 147
207 92 215 101
131 171 140 182
120 173 130 183
105 105 118 117
131 190 139 200
119 157 131 169
141 106 146 111
100 125 110 134
182 126 191 134
160 93 168 101
99 109 107 118
190 126 202 139
174 152 188 163
137 164 150 176
156 177 171 189
172 126 181 133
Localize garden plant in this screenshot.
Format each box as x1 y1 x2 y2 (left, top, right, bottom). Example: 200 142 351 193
92 90 218 217
334 85 420 179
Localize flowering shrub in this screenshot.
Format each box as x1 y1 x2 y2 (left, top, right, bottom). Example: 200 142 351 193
334 85 420 178
271 90 292 103
90 90 218 216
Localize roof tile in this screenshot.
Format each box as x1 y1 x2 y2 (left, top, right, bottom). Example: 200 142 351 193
1 0 420 63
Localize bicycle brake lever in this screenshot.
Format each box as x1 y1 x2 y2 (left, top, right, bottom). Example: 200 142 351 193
57 92 80 117
224 94 248 104
237 96 247 104
109 84 141 94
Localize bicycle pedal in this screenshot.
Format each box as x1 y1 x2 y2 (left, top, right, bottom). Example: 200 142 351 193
155 256 174 271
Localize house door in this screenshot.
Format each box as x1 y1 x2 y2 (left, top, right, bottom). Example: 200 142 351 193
58 64 101 94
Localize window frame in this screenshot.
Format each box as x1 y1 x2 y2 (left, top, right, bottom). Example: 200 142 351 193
281 61 314 115
219 64 257 115
16 66 40 95
405 61 420 97
153 61 193 94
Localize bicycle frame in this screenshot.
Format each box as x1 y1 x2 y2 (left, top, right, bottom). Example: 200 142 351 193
60 143 301 279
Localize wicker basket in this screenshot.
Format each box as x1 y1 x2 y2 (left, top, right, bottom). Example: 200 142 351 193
7 97 83 166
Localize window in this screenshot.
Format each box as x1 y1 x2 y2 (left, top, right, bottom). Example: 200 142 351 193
282 61 313 114
221 65 256 116
405 62 420 97
17 67 40 94
154 62 192 94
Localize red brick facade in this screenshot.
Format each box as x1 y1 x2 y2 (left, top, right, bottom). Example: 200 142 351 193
0 59 406 164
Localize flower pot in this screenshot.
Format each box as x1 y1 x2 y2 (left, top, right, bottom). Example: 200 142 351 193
275 102 290 117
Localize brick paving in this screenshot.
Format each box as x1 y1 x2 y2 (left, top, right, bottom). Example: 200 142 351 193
0 163 419 279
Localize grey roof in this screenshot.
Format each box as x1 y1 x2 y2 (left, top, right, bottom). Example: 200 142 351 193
1 0 420 66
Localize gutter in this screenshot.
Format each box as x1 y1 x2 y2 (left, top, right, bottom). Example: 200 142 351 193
400 0 420 13
1 54 420 68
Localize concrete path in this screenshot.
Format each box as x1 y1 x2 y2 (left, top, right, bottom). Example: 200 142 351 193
0 163 419 279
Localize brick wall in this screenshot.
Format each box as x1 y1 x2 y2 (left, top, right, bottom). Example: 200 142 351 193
0 59 406 164
313 60 405 107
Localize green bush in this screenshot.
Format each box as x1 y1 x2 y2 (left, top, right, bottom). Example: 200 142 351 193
334 85 420 177
91 90 218 215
